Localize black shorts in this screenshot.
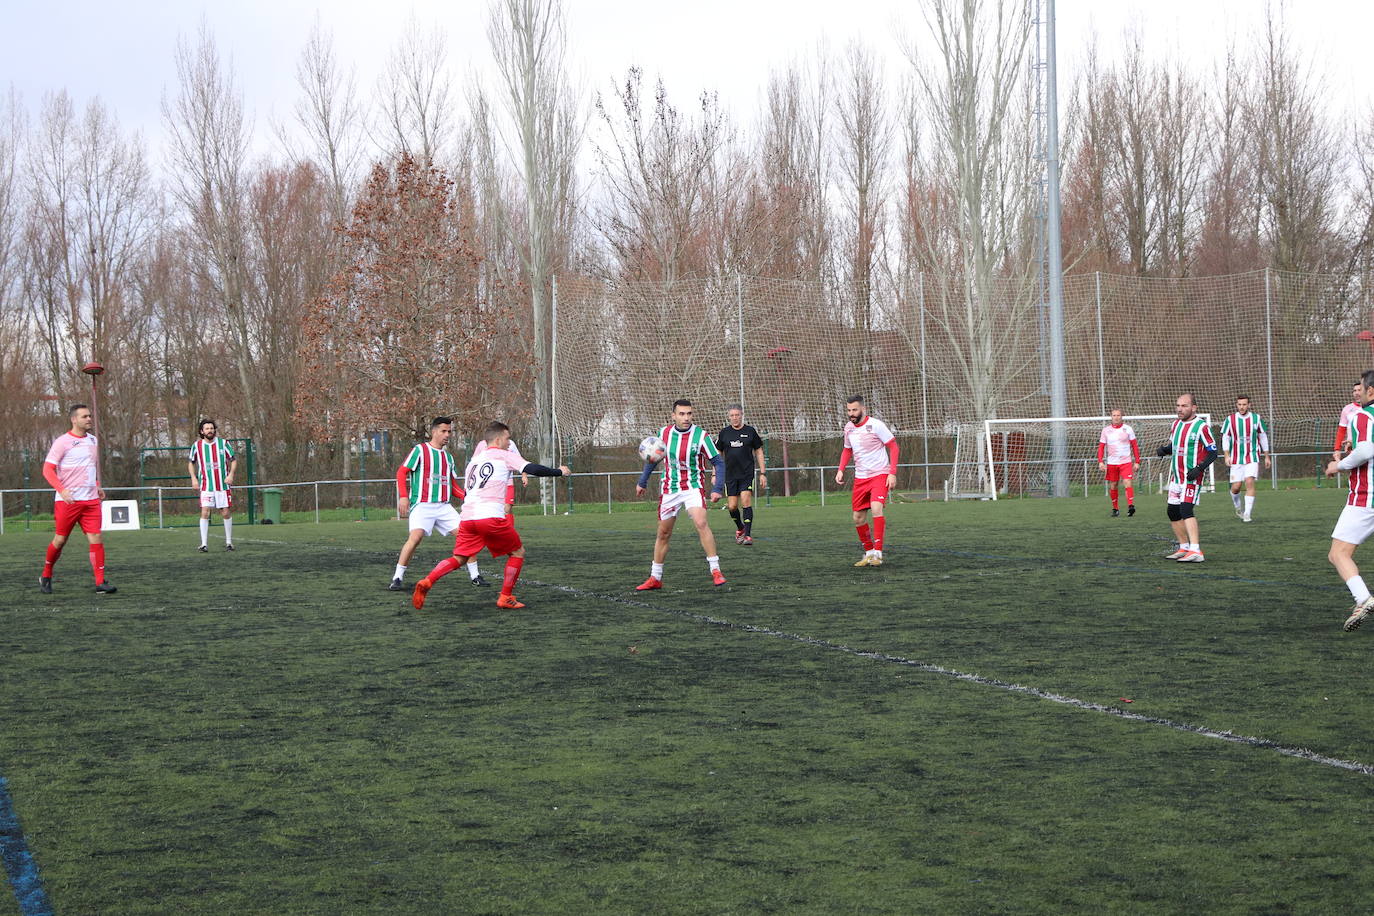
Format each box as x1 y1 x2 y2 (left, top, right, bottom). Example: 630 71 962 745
725 476 754 496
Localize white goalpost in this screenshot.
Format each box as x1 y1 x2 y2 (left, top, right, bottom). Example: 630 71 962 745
976 414 1216 501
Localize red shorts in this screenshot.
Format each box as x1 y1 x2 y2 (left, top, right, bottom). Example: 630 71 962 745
1104 463 1134 482
453 516 522 558
852 475 889 512
55 499 102 537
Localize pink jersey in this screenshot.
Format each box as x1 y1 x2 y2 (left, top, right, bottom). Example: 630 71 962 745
461 447 528 521
844 416 896 479
45 431 101 502
1099 423 1138 465
1341 401 1361 428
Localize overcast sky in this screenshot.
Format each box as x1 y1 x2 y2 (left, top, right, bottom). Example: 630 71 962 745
4 0 1371 160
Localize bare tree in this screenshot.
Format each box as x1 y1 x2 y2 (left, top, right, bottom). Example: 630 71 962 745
375 16 454 165
1195 49 1262 276
835 41 891 333
283 18 365 228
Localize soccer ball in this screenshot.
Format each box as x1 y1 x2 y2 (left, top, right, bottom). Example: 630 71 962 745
638 435 666 462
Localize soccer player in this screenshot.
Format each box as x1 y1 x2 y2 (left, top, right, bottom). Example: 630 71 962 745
390 417 466 591
634 399 728 589
1333 382 1362 461
38 404 115 594
1326 371 1374 630
835 396 898 567
464 436 531 586
716 404 767 545
1097 409 1140 517
188 419 238 551
1220 396 1271 523
412 421 569 610
1155 393 1218 563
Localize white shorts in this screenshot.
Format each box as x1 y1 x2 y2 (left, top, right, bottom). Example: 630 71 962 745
199 490 232 510
1167 480 1202 506
408 501 461 536
1228 462 1260 483
658 488 705 521
1332 505 1374 545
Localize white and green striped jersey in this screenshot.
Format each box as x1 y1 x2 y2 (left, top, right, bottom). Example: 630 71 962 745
655 424 721 495
188 437 235 492
1220 412 1270 464
400 443 461 506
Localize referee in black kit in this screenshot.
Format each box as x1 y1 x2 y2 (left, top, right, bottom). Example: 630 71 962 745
717 404 767 545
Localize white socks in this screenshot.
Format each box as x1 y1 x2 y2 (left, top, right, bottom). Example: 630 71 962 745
199 518 209 547
1231 492 1243 509
707 555 720 572
223 517 232 545
1244 496 1254 517
1348 576 1371 603
467 561 481 580
394 564 407 581
651 562 664 579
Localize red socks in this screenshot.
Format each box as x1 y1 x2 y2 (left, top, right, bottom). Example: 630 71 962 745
428 556 462 582
501 556 525 596
1125 486 1134 505
43 542 62 577
873 517 886 550
88 544 105 584
856 524 873 551
1111 490 1119 509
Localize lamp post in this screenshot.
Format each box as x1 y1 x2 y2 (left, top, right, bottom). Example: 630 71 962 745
766 347 792 497
81 361 105 437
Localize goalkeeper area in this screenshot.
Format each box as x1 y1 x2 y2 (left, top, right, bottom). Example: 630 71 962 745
4 490 1374 912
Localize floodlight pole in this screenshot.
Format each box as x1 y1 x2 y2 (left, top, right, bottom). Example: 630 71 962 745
1045 0 1070 496
82 361 105 439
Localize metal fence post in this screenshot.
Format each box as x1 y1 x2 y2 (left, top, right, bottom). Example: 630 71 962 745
157 488 164 528
315 482 320 524
607 473 612 514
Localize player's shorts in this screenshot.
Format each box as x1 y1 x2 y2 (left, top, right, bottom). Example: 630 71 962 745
453 516 522 557
724 476 754 496
199 490 232 510
1229 462 1260 483
1104 462 1134 482
659 488 706 520
852 475 889 512
1166 480 1202 506
54 499 102 537
408 501 461 536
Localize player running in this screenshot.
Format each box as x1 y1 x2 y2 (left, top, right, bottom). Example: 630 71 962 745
38 404 115 594
463 436 530 586
1333 382 1362 461
835 396 899 567
1155 393 1218 563
635 399 728 590
1326 371 1374 629
1220 396 1271 523
412 422 569 610
188 419 238 551
716 404 767 545
1097 409 1140 517
390 417 466 591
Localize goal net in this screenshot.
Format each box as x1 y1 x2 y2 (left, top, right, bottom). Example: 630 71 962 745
952 415 1216 499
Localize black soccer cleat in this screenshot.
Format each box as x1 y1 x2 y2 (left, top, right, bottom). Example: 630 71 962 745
198 545 208 553
94 582 117 594
388 578 405 591
1111 508 1119 517
38 576 52 594
225 543 235 551
1127 504 1136 517
471 575 489 587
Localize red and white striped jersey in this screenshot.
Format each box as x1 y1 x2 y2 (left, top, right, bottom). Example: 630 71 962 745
1168 416 1216 484
843 416 896 479
188 437 236 492
1347 407 1374 508
656 424 720 495
1098 423 1137 465
45 432 100 502
1221 412 1270 464
400 444 462 506
461 447 527 521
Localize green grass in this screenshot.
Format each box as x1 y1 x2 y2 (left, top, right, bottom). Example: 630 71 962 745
4 488 1374 913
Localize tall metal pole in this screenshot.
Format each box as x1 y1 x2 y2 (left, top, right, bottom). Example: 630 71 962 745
736 274 746 408
1045 0 1069 496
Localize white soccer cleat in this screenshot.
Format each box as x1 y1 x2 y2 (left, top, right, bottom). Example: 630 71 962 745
870 550 883 566
1242 515 1252 523
1164 549 1187 560
1235 505 1244 518
1177 551 1205 562
1344 596 1374 632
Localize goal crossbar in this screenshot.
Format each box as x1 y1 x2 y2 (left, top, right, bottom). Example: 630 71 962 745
982 414 1212 501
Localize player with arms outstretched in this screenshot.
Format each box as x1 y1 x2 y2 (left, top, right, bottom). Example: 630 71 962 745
1097 408 1140 517
463 436 530 586
1156 393 1218 563
38 404 115 594
1220 395 1271 523
635 399 728 590
1326 371 1374 630
836 396 899 567
188 419 238 551
390 417 466 591
412 422 569 610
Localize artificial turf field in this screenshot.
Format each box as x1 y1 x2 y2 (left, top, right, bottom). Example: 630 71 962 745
5 487 1374 914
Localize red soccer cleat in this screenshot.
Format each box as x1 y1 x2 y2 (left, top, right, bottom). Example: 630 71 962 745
496 593 525 609
711 569 726 587
635 577 663 591
411 578 432 610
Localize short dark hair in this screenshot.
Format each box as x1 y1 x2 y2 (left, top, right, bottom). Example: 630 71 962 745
429 416 453 431
1235 395 1251 402
672 399 692 410
1179 392 1197 406
846 395 865 405
1361 370 1374 389
484 421 510 441
198 418 216 431
69 403 88 417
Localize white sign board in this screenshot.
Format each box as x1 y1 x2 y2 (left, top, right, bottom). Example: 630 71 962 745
101 499 140 531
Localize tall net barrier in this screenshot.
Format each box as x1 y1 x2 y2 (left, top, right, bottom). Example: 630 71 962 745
552 269 1368 485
